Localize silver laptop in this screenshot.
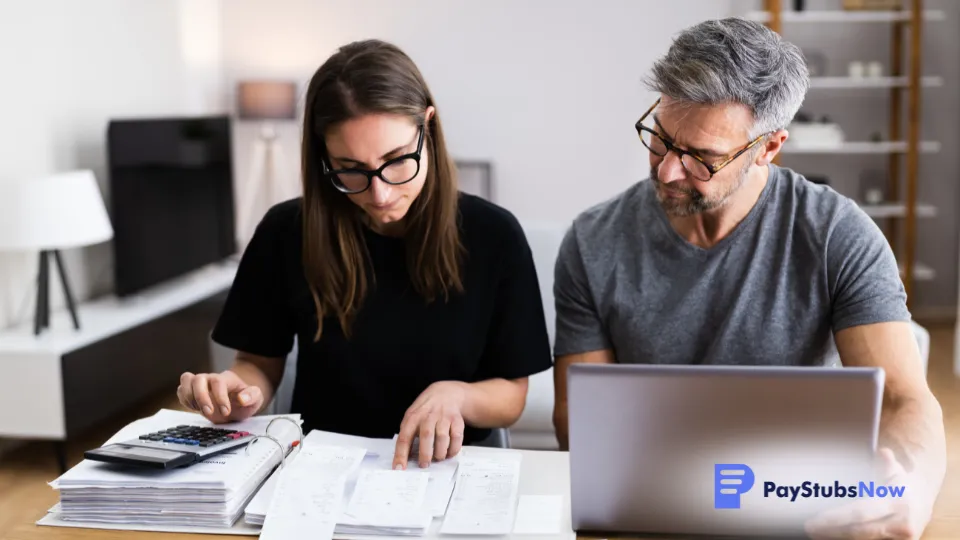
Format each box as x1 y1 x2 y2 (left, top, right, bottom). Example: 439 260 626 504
567 363 885 538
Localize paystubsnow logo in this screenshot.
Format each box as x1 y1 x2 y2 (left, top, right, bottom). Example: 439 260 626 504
714 464 906 510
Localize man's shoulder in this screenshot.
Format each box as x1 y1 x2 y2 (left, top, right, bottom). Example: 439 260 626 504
770 166 864 236
569 181 648 239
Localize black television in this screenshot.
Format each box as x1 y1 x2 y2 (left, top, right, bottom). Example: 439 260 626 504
106 115 237 297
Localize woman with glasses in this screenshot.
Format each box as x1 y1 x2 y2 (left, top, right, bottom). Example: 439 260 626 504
175 39 552 469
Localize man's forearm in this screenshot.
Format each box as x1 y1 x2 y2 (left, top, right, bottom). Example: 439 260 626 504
553 403 569 451
880 392 947 505
458 378 528 429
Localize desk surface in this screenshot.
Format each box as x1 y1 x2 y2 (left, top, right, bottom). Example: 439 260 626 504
7 443 960 540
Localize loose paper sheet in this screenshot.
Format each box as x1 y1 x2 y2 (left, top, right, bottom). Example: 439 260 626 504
439 452 523 535
513 495 563 534
259 444 366 540
342 469 431 528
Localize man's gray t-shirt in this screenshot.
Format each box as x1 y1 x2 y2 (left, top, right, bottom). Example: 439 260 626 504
553 165 912 366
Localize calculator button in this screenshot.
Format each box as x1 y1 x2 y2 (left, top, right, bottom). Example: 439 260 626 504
163 437 177 443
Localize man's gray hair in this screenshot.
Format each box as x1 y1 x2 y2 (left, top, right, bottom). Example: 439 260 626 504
645 17 809 139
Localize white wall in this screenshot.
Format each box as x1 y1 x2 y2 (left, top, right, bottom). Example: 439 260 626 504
221 0 734 229
0 0 224 330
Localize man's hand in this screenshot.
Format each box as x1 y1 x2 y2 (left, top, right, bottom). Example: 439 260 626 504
553 350 616 450
804 448 933 540
393 381 467 470
177 370 264 424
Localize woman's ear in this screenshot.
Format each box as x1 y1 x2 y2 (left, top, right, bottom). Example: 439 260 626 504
425 105 436 125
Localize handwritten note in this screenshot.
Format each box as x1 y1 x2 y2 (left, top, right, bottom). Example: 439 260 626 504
439 452 523 535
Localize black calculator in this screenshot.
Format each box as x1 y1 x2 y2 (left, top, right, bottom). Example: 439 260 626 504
84 425 256 469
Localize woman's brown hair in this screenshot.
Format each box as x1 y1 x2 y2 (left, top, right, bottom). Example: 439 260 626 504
300 39 464 340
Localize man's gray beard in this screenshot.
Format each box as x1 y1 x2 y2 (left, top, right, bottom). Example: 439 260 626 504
651 161 751 217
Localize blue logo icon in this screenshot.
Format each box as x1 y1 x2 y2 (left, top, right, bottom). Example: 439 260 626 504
715 464 755 509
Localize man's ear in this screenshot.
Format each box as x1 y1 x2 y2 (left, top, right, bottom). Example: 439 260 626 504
755 129 789 167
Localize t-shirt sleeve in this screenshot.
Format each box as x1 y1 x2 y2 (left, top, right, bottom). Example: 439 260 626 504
474 217 554 381
552 223 612 357
211 206 296 358
827 202 912 332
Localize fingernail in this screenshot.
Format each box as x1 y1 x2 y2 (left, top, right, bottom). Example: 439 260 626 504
394 464 403 470
221 406 229 416
238 393 249 404
203 406 213 415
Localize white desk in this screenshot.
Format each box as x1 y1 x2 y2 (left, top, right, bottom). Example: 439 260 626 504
0 262 238 470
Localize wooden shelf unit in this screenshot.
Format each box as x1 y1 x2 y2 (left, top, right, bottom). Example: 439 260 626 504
761 0 939 308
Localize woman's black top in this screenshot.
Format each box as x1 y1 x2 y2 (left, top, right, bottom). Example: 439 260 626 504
211 193 554 444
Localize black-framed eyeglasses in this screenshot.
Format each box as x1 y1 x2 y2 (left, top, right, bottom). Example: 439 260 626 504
322 124 425 194
635 98 769 182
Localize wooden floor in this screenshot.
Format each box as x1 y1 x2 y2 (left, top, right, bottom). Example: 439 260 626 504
2 324 960 539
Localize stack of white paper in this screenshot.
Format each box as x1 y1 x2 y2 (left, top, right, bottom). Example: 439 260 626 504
49 409 301 529
245 430 458 536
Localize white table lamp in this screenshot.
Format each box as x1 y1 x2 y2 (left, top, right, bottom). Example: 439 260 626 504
0 170 114 335
236 80 298 248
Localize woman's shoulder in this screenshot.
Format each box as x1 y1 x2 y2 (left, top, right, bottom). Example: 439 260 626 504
457 193 525 243
257 198 303 236
245 198 303 260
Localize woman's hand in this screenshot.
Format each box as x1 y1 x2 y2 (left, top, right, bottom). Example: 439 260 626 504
393 381 468 469
177 370 264 423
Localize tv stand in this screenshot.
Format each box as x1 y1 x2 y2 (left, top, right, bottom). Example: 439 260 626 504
0 262 239 473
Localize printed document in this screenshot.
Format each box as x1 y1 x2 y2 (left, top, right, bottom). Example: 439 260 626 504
439 451 523 535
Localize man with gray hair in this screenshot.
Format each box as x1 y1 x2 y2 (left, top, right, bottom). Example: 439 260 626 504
551 17 945 539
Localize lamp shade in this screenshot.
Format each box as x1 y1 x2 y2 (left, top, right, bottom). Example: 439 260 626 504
237 81 297 120
0 170 114 251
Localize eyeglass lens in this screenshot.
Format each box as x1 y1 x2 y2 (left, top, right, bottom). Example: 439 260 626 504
332 157 420 193
640 130 711 181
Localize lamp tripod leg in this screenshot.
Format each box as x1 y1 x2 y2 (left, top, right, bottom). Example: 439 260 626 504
34 250 49 336
53 249 80 330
